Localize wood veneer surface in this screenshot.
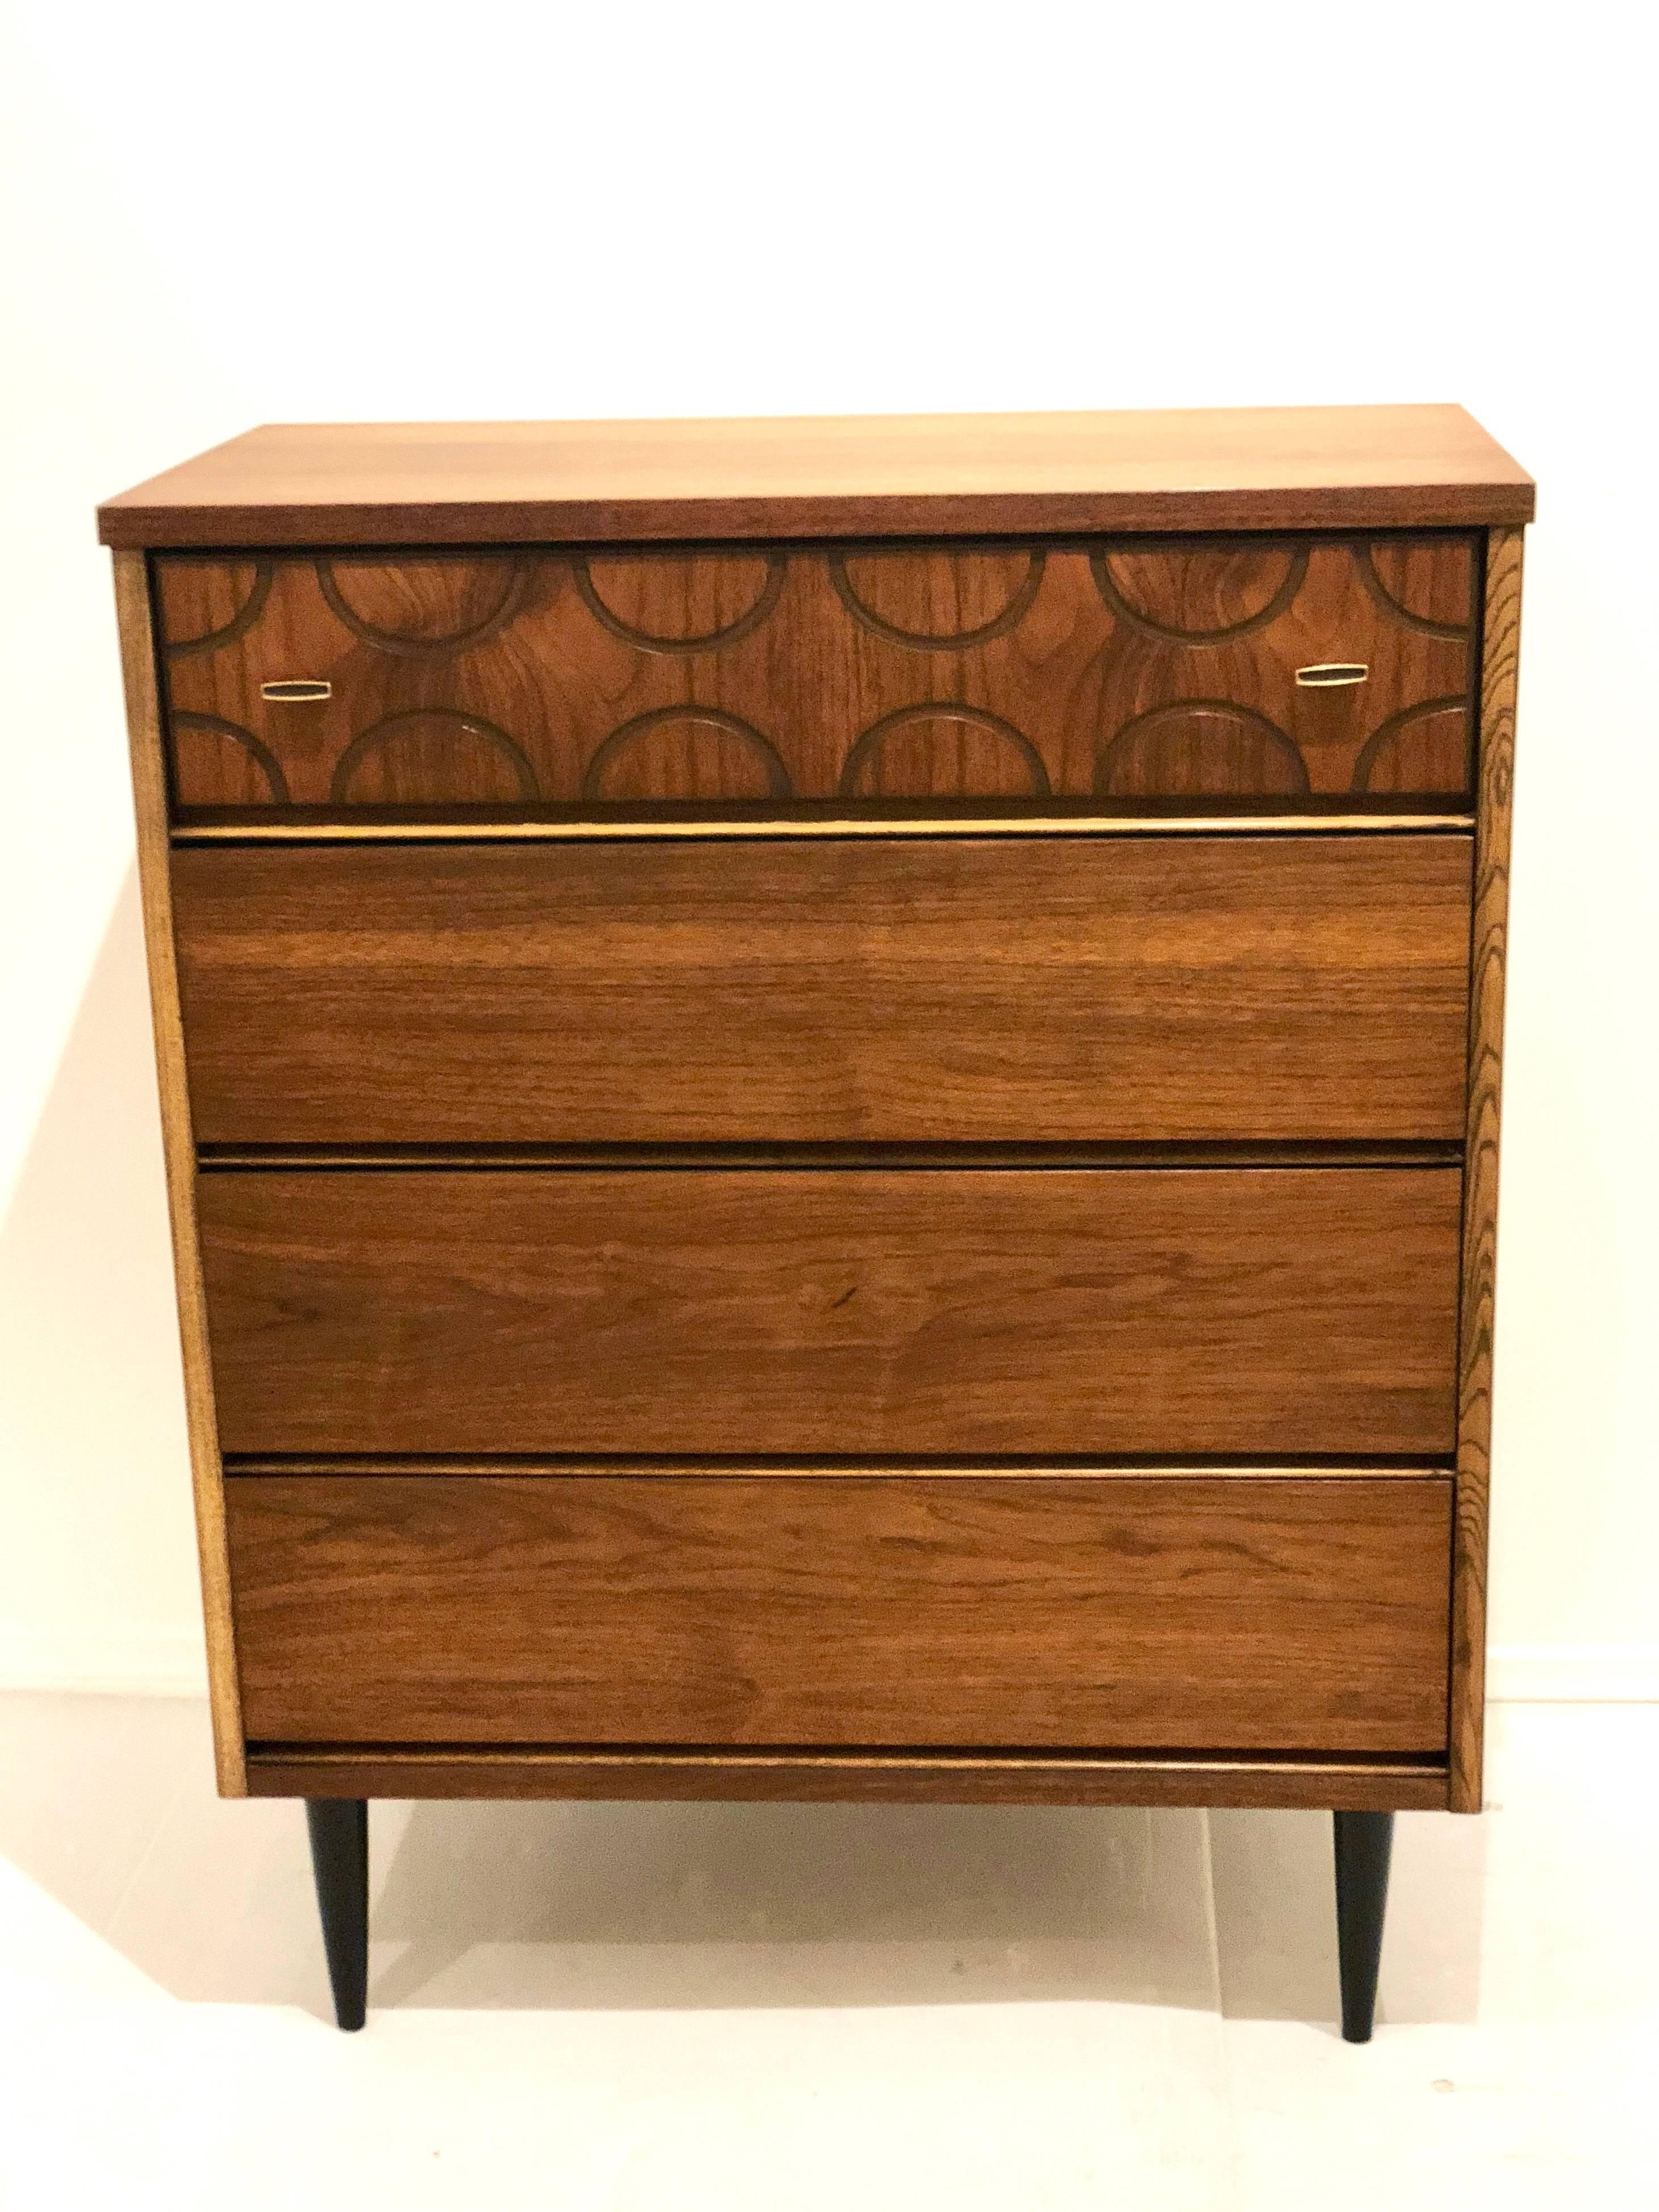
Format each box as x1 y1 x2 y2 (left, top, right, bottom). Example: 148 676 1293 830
111 554 246 1793
1451 527 1523 1808
198 1167 1462 1459
244 1748 1451 1812
225 1472 1455 1751
174 833 1474 1146
98 405 1534 547
156 536 1478 812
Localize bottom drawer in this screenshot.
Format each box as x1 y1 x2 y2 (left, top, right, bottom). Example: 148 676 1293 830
226 1472 1452 1755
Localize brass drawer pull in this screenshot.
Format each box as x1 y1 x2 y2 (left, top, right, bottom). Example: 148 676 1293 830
1296 663 1369 688
260 678 332 703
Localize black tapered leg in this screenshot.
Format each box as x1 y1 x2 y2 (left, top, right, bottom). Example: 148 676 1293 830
1332 1809 1394 2042
306 1798 369 2031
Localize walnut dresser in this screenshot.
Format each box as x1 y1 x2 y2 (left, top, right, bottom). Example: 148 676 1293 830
99 406 1531 2039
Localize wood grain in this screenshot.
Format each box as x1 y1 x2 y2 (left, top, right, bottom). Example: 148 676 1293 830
244 1747 1451 1810
97 406 1535 548
111 554 245 1794
1450 529 1523 1811
156 539 1478 812
197 1167 1463 1459
173 834 1475 1147
224 1472 1455 1751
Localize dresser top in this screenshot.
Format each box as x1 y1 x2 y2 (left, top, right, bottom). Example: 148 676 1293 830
98 404 1532 550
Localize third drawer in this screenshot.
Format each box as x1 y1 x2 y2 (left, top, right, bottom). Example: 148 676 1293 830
200 1165 1461 1458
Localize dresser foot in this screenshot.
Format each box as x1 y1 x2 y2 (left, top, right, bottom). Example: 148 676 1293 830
1332 1809 1393 2042
306 1798 369 2031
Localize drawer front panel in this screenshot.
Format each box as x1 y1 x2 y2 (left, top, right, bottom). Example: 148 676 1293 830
199 1168 1461 1457
158 536 1477 816
175 834 1473 1147
225 1472 1454 1751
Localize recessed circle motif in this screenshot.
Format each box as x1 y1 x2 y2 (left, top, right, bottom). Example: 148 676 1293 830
317 558 533 657
162 562 274 657
1350 696 1471 795
170 711 291 802
329 710 540 802
1092 545 1309 642
830 549 1046 651
582 708 792 802
1355 546 1472 640
1094 702 1309 798
838 705 1051 799
574 555 785 656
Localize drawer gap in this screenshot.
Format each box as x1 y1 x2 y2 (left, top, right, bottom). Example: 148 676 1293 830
222 1453 1457 1478
197 1139 1467 1172
246 1740 1452 1769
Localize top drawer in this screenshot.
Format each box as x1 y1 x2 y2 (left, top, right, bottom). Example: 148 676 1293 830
156 535 1478 819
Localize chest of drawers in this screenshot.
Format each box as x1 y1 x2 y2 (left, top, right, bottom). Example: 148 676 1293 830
100 406 1531 2038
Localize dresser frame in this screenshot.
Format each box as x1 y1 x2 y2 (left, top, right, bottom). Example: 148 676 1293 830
104 409 1530 2035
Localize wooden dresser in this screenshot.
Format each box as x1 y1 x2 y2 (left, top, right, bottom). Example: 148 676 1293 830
100 406 1531 2038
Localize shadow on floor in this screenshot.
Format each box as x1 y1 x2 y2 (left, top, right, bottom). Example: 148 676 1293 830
0 865 201 1662
366 1793 1218 2013
1 1695 1231 2020
0 1688 1490 2031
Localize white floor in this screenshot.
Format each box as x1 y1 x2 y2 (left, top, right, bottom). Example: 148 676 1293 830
0 1698 1652 2209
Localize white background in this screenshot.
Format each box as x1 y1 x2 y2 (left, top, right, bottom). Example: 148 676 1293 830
1 0 1654 1696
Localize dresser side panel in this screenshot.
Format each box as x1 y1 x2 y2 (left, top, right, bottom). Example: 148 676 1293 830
1450 527 1523 1810
113 552 245 1792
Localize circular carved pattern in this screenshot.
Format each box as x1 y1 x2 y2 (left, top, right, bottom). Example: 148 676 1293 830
329 710 541 802
1093 701 1309 799
573 555 786 656
837 705 1052 799
170 711 291 802
582 708 793 802
316 558 533 658
1355 546 1471 640
829 549 1046 651
1091 546 1309 643
1349 696 1471 795
162 563 275 658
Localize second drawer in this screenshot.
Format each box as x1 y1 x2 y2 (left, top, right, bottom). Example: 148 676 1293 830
199 1166 1461 1458
173 833 1474 1146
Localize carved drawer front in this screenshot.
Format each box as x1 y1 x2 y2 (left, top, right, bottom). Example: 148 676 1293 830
174 833 1472 1147
224 1471 1453 1753
157 535 1478 816
199 1167 1461 1459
